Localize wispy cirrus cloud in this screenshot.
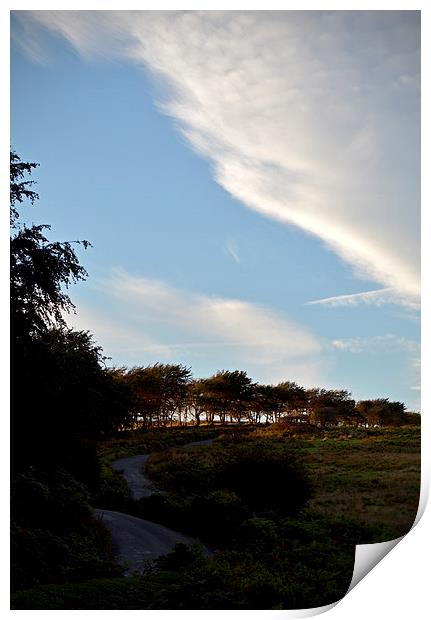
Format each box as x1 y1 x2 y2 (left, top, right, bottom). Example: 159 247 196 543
332 334 420 354
13 10 420 309
67 269 325 385
307 288 420 310
225 238 241 264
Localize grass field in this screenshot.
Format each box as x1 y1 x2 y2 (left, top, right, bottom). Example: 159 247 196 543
143 425 420 540
260 426 421 538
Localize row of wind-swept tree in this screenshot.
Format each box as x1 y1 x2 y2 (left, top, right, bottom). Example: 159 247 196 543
110 363 417 430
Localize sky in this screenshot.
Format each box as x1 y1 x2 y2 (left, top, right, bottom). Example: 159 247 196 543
10 10 421 409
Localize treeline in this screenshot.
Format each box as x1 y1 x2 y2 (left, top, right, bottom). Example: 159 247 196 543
107 364 419 430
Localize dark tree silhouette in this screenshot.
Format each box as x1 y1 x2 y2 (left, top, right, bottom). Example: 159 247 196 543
11 151 91 342
10 151 39 225
9 151 110 474
120 364 192 428
10 152 128 592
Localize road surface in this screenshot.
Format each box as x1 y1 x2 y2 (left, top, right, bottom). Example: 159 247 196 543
111 439 215 500
97 438 214 574
95 509 203 575
111 454 153 500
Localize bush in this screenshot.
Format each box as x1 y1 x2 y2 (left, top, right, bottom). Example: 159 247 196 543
11 468 122 591
146 441 311 516
11 469 92 531
216 448 311 514
93 464 130 511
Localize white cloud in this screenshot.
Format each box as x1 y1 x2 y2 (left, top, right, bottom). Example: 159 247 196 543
64 304 171 360
307 288 420 310
332 334 420 354
66 269 324 386
14 10 420 308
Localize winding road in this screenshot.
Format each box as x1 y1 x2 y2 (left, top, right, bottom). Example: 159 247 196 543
96 439 214 574
111 454 153 500
94 509 201 575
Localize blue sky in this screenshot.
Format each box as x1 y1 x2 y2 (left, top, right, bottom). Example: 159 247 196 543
11 10 420 409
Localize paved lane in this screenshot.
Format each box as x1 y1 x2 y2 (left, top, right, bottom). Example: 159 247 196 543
111 454 153 500
111 439 215 500
98 439 215 574
95 509 204 575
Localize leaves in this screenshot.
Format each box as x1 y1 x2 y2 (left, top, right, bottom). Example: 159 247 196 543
10 151 91 338
10 150 39 226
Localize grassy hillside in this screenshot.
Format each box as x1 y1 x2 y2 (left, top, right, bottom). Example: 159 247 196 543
11 424 420 610
290 426 420 535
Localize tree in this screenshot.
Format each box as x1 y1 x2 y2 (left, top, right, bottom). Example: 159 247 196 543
160 363 193 426
10 151 107 473
10 150 91 343
10 150 39 225
307 388 355 427
9 153 131 593
185 379 207 426
356 399 406 427
123 363 192 428
252 384 283 424
201 370 255 425
276 382 307 421
32 328 132 438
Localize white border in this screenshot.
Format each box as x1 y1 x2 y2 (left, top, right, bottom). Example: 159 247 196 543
4 2 429 617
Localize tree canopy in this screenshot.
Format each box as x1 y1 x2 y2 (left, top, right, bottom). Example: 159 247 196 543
10 151 124 476
10 151 91 341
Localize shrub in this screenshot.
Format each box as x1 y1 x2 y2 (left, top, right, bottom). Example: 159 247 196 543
11 468 122 591
216 449 311 514
11 469 92 531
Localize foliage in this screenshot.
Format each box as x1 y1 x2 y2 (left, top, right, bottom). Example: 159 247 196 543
99 366 417 430
113 364 192 428
356 398 407 426
93 462 131 512
11 509 370 610
10 152 127 595
199 370 255 424
98 425 222 461
11 153 102 471
10 152 91 340
11 327 133 478
10 469 122 591
10 153 133 474
10 150 39 225
136 439 311 549
11 526 354 610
